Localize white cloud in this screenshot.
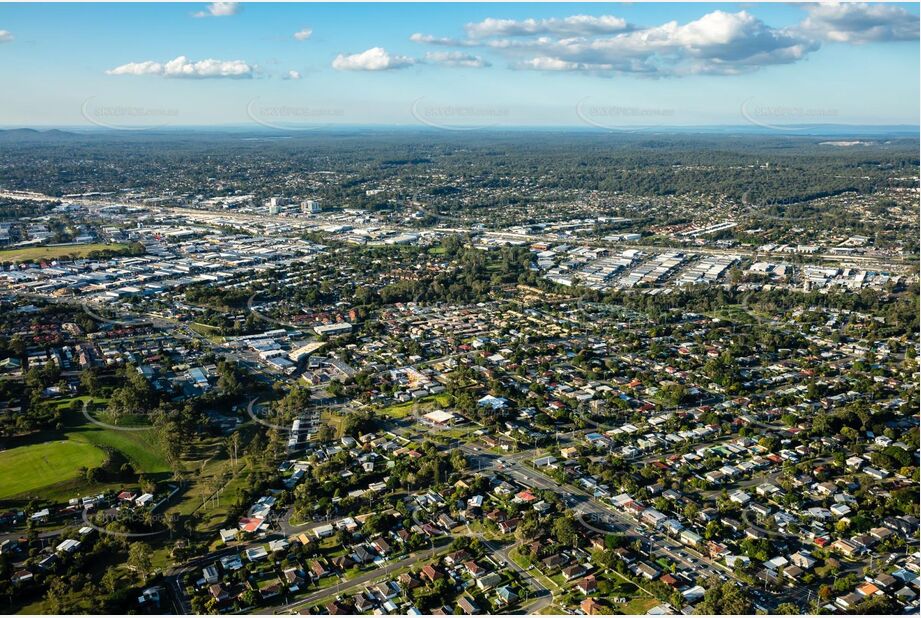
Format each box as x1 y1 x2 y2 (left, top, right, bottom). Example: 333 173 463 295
0 30 12 43
293 28 313 41
799 2 919 44
283 70 302 80
408 7 916 78
193 2 239 18
424 51 490 68
410 33 476 47
513 56 614 72
331 47 416 71
466 15 629 38
425 10 820 77
106 55 254 79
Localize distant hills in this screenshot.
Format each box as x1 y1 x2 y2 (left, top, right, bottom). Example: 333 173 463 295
0 124 917 141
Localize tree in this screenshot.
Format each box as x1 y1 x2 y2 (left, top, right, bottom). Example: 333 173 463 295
80 368 100 395
591 549 616 570
775 603 800 614
551 515 581 547
450 450 467 472
44 577 70 614
128 541 153 580
101 569 120 595
315 422 334 443
657 382 688 407
694 579 753 615
856 594 899 614
239 589 259 607
107 366 154 419
515 516 541 542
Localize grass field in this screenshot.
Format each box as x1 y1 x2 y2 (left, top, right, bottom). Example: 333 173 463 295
0 439 106 499
377 400 417 419
189 322 224 342
377 393 454 419
78 400 169 472
75 421 169 473
709 303 759 325
321 410 346 437
0 399 170 502
616 597 659 614
0 243 129 263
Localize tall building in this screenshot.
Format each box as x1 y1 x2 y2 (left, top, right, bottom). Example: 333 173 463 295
301 200 321 214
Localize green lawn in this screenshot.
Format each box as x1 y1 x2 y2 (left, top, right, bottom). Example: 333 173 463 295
92 410 153 428
321 411 345 438
189 322 225 342
509 547 532 569
617 597 659 614
377 393 454 419
0 400 171 502
377 400 416 419
0 439 106 499
170 464 249 532
708 304 757 325
74 418 168 473
78 401 169 472
0 243 130 263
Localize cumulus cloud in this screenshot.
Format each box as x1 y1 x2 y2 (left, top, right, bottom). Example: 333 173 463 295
419 10 821 77
331 47 416 71
799 2 919 44
293 28 313 41
193 2 239 18
283 70 302 80
406 7 917 77
510 12 816 75
106 55 254 79
466 15 630 38
424 51 491 68
0 30 12 43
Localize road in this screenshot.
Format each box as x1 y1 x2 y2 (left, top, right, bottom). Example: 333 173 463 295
273 540 450 614
469 530 554 614
461 444 731 573
460 437 834 611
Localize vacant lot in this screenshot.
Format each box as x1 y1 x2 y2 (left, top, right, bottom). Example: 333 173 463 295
378 392 454 419
617 597 659 615
0 439 106 499
0 243 129 263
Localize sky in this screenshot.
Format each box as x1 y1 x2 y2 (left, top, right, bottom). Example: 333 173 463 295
0 2 918 129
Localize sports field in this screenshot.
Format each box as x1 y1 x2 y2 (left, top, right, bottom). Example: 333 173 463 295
76 401 170 473
0 439 106 499
0 243 129 263
0 398 171 501
77 422 169 473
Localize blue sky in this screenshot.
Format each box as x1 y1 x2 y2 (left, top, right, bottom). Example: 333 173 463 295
0 2 918 128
